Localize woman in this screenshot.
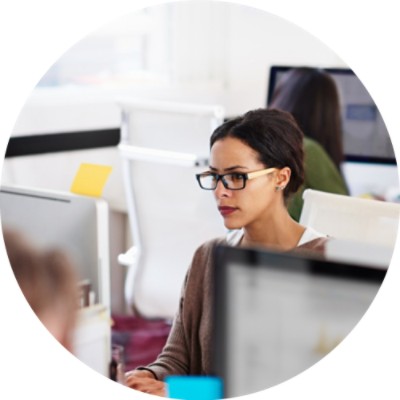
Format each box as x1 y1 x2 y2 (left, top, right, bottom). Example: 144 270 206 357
269 67 349 221
125 108 328 396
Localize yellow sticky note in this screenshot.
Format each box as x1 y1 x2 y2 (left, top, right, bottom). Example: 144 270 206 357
71 163 112 197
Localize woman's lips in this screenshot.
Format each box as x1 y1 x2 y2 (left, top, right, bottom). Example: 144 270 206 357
218 206 237 216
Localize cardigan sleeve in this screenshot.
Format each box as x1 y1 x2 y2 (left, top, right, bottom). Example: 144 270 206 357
135 238 222 380
137 271 192 380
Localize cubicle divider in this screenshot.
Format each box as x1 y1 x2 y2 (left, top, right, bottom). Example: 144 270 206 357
299 189 400 268
0 185 112 376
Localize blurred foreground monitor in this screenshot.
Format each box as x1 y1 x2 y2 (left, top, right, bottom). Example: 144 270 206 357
212 244 386 398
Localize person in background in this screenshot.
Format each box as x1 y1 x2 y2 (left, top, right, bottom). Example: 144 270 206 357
124 109 330 397
3 227 79 353
269 67 349 221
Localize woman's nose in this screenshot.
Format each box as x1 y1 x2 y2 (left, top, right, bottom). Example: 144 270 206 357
214 179 230 199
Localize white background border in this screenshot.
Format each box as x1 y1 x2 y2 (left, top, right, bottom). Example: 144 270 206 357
1 1 399 399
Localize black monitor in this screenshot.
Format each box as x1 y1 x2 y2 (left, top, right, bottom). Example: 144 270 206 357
267 65 396 165
212 244 386 398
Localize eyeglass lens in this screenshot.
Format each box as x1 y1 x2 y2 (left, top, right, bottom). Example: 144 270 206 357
199 173 245 190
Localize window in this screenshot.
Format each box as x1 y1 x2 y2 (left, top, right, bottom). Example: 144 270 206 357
37 7 172 88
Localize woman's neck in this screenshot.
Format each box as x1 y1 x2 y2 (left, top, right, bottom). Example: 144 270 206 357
241 210 305 251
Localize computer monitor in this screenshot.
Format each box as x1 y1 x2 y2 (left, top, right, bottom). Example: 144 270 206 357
267 65 395 164
212 244 386 398
266 65 398 197
0 185 110 309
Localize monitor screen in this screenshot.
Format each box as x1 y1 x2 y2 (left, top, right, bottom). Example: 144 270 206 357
212 244 386 398
0 185 110 309
267 66 396 164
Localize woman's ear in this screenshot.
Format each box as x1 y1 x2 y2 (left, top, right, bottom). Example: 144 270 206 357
274 167 291 191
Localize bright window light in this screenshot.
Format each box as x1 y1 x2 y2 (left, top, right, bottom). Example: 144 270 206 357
36 7 172 88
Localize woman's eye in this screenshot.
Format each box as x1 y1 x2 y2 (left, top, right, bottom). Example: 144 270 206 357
205 174 217 183
230 173 244 181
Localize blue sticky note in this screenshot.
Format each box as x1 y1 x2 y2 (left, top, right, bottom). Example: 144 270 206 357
165 376 223 400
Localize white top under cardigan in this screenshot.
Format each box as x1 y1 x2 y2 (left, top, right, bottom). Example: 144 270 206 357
226 226 328 247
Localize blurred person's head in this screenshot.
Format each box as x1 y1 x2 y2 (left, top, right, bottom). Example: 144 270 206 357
269 67 344 170
3 227 79 352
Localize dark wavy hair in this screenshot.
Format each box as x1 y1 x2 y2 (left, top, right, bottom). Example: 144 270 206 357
269 67 344 170
210 108 304 200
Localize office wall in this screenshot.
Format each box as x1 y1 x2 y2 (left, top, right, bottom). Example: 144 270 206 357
1 2 348 314
5 2 349 206
10 2 346 136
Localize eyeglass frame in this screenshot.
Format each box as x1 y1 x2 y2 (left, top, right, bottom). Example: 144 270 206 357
195 167 277 190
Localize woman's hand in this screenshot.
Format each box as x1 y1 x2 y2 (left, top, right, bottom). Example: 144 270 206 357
125 370 167 397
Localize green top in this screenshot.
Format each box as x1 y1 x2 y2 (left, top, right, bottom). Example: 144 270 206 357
288 137 349 221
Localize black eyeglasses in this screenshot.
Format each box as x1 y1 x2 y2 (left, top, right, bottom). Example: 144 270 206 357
195 167 277 190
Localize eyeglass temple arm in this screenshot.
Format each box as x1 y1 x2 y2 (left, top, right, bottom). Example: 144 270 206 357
247 168 277 179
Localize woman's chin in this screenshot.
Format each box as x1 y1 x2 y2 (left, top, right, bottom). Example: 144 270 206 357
222 219 241 231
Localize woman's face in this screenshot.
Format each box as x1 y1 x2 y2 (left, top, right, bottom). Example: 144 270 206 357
209 137 279 230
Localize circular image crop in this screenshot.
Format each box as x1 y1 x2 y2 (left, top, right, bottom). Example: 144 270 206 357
1 1 398 399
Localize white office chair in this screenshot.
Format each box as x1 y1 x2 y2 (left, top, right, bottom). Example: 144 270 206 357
117 98 227 320
299 189 400 264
